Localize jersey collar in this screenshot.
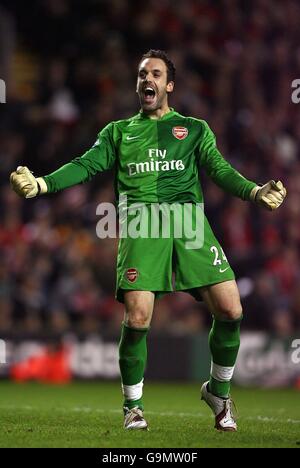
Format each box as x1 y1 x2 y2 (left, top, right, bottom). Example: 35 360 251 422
137 108 177 121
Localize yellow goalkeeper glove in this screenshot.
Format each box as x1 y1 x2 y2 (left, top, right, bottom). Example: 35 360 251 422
250 180 287 211
10 166 48 198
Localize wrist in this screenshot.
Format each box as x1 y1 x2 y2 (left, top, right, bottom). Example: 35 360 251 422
249 185 260 202
36 177 48 195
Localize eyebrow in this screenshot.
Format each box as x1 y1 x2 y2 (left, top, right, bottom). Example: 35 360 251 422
139 68 163 73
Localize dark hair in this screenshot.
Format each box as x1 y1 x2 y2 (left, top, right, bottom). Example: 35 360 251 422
139 49 176 83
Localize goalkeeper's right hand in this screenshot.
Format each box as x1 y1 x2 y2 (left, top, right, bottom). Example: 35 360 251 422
10 166 48 198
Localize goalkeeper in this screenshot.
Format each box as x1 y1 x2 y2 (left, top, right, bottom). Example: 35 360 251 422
10 49 286 432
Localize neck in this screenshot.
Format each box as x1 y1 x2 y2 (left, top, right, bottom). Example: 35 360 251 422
142 104 171 120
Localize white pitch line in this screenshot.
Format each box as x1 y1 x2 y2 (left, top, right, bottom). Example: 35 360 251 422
246 415 300 424
1 405 300 424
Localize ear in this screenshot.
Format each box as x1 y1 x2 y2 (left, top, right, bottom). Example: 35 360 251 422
166 81 174 93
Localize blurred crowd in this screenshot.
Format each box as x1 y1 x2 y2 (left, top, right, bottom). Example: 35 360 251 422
1 0 300 337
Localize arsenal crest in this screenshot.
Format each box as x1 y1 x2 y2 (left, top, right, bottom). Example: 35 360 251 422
125 268 138 283
172 126 188 140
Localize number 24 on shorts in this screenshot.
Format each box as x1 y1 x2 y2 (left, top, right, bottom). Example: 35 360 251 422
210 245 229 273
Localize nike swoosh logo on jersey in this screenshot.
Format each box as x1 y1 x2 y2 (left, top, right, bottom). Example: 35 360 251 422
126 136 140 140
219 267 230 273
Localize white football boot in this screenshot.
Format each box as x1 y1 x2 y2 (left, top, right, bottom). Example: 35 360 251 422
201 381 237 431
123 406 148 430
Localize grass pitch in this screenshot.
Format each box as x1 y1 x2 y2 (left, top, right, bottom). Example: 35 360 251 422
0 381 299 448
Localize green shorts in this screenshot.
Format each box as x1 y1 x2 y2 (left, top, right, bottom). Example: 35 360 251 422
116 203 235 302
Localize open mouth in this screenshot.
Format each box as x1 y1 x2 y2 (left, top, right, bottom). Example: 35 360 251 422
143 86 156 105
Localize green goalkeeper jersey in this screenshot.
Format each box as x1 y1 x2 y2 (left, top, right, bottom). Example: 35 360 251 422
43 109 256 204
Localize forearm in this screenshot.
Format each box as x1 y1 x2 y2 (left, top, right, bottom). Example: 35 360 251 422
10 123 117 198
199 120 256 200
43 142 114 193
43 159 91 193
205 147 256 200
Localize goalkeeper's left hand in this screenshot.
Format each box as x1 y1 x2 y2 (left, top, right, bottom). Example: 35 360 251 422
250 180 287 211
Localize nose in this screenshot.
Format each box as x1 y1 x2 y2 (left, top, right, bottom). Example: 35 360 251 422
144 77 154 87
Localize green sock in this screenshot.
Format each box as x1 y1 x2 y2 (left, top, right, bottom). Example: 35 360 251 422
208 316 242 398
119 322 149 410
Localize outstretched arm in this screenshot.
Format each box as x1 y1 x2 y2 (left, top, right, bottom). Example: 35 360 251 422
10 122 116 198
199 120 286 210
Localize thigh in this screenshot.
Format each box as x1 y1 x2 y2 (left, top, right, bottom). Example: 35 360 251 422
124 290 155 328
116 235 173 302
199 280 242 320
174 212 235 292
